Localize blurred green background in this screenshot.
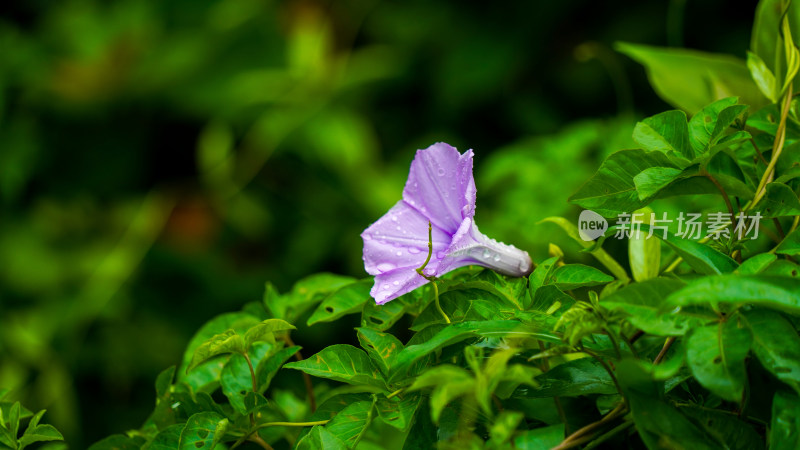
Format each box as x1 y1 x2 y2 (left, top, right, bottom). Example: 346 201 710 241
0 0 754 446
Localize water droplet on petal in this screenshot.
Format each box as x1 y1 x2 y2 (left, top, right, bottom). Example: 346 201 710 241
396 226 402 231
376 263 395 273
396 250 403 256
437 168 445 176
393 280 400 286
392 216 398 222
408 247 421 254
482 249 491 259
382 284 390 290
493 254 501 262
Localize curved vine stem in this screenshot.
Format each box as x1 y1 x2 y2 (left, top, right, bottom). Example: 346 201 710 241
417 221 450 323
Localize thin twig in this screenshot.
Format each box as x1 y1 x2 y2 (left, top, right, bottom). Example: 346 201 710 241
749 137 769 165
702 171 735 225
654 337 676 365
284 335 317 412
553 403 627 450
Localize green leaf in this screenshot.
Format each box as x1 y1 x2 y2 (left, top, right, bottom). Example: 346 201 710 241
742 310 800 395
407 365 475 423
155 366 175 399
361 297 406 331
144 424 185 450
602 277 705 336
777 228 800 256
356 328 403 377
188 329 245 371
325 399 375 447
243 319 296 347
179 312 260 380
747 51 778 102
177 412 228 450
233 394 262 418
375 393 421 431
632 110 692 159
754 182 800 218
770 390 800 450
568 149 681 217
666 275 800 313
266 273 357 322
615 42 764 113
528 256 560 299
686 318 752 402
550 264 613 290
489 411 523 446
640 224 738 275
221 353 256 415
616 360 720 449
736 253 777 274
285 345 386 389
531 284 573 314
307 280 371 326
255 345 301 393
17 425 64 450
8 402 19 441
295 425 348 450
628 207 661 281
389 320 527 383
633 166 686 200
0 425 15 448
513 424 565 450
516 357 616 398
678 405 765 450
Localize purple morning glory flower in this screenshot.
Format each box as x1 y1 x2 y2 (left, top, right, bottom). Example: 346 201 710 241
362 143 533 304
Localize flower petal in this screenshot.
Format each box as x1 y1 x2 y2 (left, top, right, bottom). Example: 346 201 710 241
371 264 438 305
403 143 476 234
362 200 450 276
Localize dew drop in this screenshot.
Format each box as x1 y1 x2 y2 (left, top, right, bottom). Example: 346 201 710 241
493 254 501 262
396 226 402 231
408 247 421 254
393 281 400 286
482 249 491 259
392 216 398 222
376 263 395 273
382 284 390 290
396 250 403 256
437 168 445 176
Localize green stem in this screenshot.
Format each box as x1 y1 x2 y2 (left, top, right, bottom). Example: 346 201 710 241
746 84 793 212
386 389 403 399
417 221 450 324
583 420 634 450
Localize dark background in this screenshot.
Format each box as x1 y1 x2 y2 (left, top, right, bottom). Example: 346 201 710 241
0 0 754 446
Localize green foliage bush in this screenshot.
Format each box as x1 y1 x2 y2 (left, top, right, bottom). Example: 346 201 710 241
3 0 800 449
